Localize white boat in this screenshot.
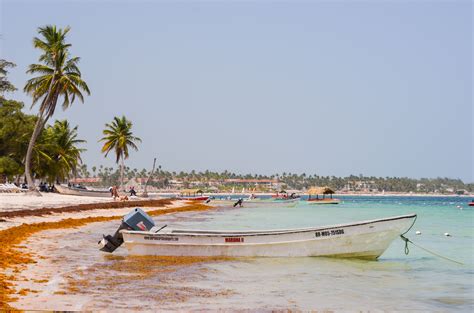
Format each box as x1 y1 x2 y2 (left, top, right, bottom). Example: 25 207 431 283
119 213 416 259
208 198 299 207
244 198 299 207
55 184 111 197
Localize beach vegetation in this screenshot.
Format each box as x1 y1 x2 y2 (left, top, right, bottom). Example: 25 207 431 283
0 101 35 180
23 25 90 194
0 67 86 184
32 120 86 183
72 165 474 194
0 59 17 94
99 115 141 190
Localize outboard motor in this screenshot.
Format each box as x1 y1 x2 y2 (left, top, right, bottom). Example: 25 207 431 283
98 208 155 253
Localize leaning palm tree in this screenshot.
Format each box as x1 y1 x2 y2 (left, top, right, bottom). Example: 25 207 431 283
99 116 141 191
23 25 90 194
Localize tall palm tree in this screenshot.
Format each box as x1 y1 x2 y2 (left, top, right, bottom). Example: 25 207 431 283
99 116 141 191
23 25 90 194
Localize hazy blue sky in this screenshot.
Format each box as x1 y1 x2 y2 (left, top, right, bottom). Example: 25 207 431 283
1 0 472 181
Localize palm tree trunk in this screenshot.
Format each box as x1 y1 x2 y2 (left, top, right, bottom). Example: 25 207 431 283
24 114 47 196
120 153 124 192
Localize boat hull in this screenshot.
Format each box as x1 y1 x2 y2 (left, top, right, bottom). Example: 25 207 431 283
121 214 416 259
307 199 340 205
244 198 299 207
55 184 111 198
177 196 209 201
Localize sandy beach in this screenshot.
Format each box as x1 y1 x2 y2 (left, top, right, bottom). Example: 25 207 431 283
0 193 217 310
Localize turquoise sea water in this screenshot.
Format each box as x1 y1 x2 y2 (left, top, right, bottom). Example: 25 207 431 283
155 196 473 311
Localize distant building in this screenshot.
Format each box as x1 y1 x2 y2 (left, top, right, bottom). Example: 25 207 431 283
343 180 378 192
222 179 279 188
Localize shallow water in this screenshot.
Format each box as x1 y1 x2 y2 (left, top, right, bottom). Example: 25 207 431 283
14 196 474 311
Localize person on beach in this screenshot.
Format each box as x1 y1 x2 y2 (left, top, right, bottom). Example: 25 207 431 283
111 186 119 200
129 186 137 197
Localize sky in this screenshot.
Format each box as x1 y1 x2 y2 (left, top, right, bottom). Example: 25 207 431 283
0 0 472 182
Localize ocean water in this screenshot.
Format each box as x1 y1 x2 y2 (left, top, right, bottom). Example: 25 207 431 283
15 196 474 311
162 196 474 311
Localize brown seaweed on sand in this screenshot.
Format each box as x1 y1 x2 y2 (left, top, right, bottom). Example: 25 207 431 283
0 202 212 309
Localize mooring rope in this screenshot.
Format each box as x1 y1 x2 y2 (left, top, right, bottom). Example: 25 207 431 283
401 215 417 236
400 235 464 265
399 215 463 265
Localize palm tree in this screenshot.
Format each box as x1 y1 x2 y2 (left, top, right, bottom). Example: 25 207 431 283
0 59 16 94
99 116 141 191
23 25 90 194
34 120 85 183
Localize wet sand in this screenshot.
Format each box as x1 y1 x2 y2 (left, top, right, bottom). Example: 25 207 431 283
11 222 234 311
0 194 217 310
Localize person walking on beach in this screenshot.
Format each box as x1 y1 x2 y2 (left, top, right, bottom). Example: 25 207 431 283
111 185 119 200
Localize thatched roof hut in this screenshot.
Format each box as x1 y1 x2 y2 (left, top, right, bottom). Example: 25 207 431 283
307 186 335 195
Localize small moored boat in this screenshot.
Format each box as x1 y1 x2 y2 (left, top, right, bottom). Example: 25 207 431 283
307 186 340 204
244 198 299 207
308 198 340 205
176 188 209 201
99 208 416 260
55 184 111 197
208 197 299 207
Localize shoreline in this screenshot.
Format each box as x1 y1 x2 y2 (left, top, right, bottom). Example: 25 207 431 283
0 196 215 310
151 192 473 198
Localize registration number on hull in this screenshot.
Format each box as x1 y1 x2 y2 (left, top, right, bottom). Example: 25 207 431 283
143 235 179 241
315 229 344 237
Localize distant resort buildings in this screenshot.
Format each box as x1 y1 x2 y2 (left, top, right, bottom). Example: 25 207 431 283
69 177 282 192
66 174 472 195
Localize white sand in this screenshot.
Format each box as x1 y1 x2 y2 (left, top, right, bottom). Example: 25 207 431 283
0 193 186 231
0 193 113 212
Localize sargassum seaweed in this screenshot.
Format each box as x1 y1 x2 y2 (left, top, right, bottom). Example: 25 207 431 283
0 202 212 309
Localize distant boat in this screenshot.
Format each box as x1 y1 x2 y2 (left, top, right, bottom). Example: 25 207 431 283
176 188 209 201
308 198 340 205
271 190 300 200
208 197 299 207
55 184 111 197
307 186 340 205
469 201 474 207
244 198 299 207
100 208 417 259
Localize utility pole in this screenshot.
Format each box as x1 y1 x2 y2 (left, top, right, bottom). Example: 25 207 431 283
142 157 157 198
